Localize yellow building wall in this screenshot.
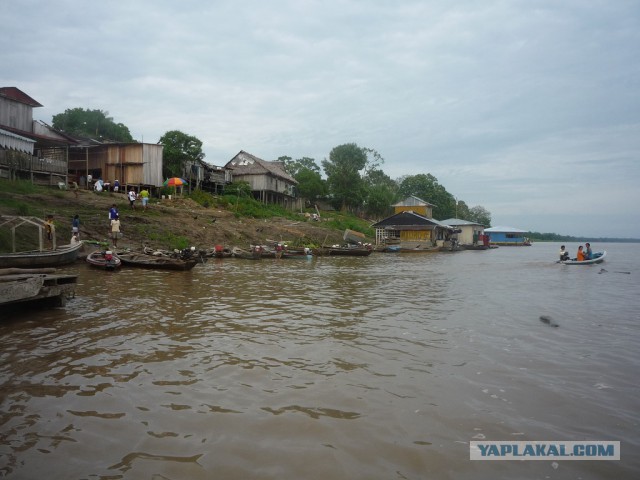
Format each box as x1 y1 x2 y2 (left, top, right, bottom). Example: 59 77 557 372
394 205 432 218
401 230 432 242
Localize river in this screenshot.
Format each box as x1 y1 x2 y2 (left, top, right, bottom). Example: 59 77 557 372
1 242 639 479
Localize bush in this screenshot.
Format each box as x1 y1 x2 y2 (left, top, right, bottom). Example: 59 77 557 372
324 214 375 237
188 189 217 208
0 178 40 195
224 181 252 197
220 194 298 220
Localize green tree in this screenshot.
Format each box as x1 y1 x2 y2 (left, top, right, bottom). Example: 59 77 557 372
281 156 321 176
363 168 398 218
295 167 327 202
280 156 326 203
468 205 492 226
397 173 455 219
159 130 204 179
455 200 470 220
52 108 134 142
322 143 383 213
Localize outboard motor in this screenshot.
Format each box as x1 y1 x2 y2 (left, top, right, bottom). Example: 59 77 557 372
104 250 117 270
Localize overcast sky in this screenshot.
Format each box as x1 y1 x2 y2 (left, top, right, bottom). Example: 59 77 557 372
3 1 639 237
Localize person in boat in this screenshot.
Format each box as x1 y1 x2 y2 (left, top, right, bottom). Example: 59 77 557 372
559 245 570 261
576 245 585 262
584 242 593 260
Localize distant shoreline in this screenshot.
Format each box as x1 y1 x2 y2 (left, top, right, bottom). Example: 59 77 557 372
528 238 640 243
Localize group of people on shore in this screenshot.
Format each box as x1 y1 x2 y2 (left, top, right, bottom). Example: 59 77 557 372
559 243 594 262
89 179 151 212
127 187 150 211
64 184 152 248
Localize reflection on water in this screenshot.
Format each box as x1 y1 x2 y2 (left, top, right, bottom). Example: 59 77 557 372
1 244 639 479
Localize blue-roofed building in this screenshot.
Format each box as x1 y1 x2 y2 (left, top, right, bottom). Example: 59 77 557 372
484 226 531 246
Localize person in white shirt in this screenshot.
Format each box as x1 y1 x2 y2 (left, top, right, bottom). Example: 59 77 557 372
128 188 137 209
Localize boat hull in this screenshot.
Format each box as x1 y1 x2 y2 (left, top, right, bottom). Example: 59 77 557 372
86 251 122 270
560 251 606 265
0 243 82 269
314 247 373 256
118 253 199 270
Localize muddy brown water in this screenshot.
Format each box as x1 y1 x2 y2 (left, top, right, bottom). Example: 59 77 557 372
1 243 638 479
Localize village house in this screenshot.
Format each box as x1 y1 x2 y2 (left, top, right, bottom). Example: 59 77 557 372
0 87 75 186
0 87 164 193
371 196 453 249
225 150 301 210
440 218 488 248
67 141 163 192
484 226 531 246
391 195 435 218
183 159 231 195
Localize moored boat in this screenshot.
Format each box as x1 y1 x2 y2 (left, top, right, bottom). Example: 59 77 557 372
0 242 83 269
313 245 373 256
462 244 490 251
560 251 606 265
282 248 313 259
86 250 121 270
231 246 262 260
118 252 200 270
208 245 232 258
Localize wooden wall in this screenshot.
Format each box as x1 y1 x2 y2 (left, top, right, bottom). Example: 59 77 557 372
0 97 32 132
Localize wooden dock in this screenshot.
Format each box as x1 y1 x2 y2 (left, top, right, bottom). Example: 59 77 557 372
0 268 78 308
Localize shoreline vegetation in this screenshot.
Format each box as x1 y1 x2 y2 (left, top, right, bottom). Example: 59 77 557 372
525 233 640 243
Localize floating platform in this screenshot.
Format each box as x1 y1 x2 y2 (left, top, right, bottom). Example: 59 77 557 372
0 268 78 308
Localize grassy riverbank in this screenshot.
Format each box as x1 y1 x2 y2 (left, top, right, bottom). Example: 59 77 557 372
0 179 375 252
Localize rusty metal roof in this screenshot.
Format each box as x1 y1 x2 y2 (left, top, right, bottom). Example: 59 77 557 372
0 87 43 107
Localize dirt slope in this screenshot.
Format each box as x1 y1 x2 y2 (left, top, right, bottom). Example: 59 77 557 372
0 188 346 251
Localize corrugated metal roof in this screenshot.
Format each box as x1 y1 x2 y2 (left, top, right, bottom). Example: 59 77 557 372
392 195 436 207
0 87 43 107
0 128 35 153
485 226 527 233
440 218 485 227
372 211 452 229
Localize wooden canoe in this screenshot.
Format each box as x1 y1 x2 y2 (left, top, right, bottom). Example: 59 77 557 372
0 242 82 269
86 251 122 270
313 246 373 257
118 252 199 270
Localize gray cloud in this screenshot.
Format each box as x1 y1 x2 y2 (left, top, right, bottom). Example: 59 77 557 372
3 0 639 236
